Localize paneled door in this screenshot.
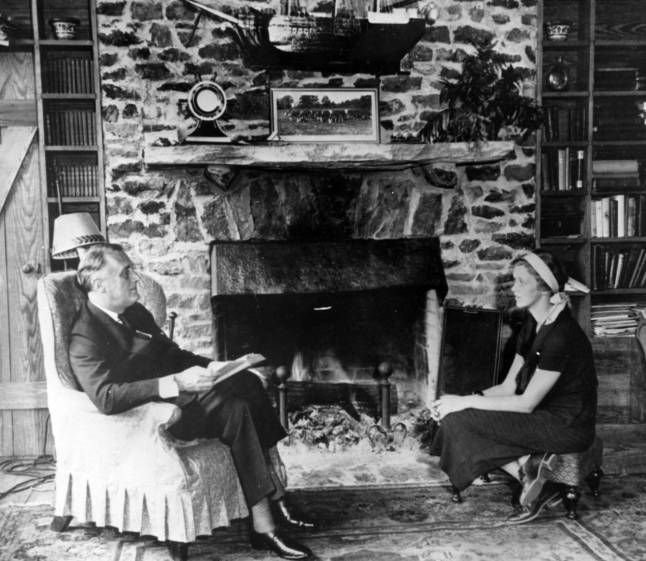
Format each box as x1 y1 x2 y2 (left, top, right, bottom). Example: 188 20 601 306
0 50 51 457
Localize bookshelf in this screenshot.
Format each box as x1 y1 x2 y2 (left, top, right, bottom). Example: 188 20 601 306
538 0 646 337
2 0 105 270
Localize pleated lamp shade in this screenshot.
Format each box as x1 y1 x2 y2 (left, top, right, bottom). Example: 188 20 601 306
51 212 106 259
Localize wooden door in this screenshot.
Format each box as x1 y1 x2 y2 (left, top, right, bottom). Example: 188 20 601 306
0 51 51 458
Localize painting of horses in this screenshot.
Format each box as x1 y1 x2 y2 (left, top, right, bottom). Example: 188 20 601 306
270 88 379 141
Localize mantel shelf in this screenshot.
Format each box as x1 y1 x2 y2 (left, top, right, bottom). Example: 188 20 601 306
143 141 515 170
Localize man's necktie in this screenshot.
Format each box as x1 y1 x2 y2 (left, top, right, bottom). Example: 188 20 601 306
118 314 134 332
119 314 152 339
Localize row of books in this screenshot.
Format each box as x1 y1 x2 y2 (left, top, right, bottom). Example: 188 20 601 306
46 160 98 198
541 148 585 191
591 303 646 337
43 55 94 95
543 105 586 142
590 194 646 238
592 246 646 290
44 110 96 146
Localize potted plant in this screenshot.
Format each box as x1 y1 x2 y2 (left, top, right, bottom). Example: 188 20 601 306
419 39 543 143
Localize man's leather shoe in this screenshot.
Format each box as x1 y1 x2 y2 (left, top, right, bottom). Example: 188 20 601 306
249 529 310 559
273 499 316 529
506 487 561 525
520 453 557 507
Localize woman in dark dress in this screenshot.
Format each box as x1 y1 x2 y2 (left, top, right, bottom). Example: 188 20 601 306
429 251 597 523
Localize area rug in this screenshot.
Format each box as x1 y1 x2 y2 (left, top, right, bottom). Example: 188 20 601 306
2 475 644 561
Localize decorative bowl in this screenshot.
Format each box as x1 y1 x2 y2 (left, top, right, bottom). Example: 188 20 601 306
545 21 572 41
50 17 80 40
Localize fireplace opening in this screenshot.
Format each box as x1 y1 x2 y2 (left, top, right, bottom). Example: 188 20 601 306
210 238 447 419
212 288 428 404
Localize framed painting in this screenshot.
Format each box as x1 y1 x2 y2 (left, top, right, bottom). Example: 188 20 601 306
269 88 379 142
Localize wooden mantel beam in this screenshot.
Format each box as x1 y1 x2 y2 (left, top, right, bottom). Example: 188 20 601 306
143 140 515 170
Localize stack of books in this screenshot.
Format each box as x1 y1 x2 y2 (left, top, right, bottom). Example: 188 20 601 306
592 159 642 191
593 246 646 289
591 303 645 336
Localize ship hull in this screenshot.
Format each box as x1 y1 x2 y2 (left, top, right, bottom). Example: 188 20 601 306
229 18 427 74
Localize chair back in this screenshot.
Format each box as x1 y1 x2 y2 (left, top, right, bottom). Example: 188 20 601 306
38 271 167 389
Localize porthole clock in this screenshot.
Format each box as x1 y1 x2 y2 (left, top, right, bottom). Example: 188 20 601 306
185 80 231 143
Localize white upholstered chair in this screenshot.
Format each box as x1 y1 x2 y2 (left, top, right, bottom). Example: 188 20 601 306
37 271 285 559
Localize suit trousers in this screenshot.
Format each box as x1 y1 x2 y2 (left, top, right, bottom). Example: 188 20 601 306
167 371 287 507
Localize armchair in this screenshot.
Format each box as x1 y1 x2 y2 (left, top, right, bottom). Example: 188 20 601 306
37 272 285 557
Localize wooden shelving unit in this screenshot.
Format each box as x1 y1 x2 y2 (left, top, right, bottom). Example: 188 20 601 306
2 0 105 270
537 0 646 337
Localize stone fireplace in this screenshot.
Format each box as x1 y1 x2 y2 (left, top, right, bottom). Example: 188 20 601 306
210 238 447 411
93 0 540 482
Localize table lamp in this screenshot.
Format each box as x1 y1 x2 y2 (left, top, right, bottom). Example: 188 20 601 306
51 212 105 260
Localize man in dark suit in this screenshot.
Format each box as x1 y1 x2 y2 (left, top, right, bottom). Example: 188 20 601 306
68 243 312 559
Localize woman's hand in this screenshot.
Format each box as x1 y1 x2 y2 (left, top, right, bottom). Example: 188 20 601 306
431 394 471 421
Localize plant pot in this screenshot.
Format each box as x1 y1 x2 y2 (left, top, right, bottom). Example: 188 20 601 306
544 21 572 41
50 17 80 40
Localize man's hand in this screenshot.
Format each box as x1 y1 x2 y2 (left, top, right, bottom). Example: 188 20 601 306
173 365 218 392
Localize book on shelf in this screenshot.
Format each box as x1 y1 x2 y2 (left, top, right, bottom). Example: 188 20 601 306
592 194 646 238
575 150 584 190
592 160 640 175
593 246 646 289
594 67 639 91
593 176 642 190
543 105 586 142
541 148 585 192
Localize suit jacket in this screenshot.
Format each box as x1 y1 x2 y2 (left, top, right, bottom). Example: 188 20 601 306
68 300 210 415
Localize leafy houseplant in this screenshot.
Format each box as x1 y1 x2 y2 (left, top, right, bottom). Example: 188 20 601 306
421 40 543 143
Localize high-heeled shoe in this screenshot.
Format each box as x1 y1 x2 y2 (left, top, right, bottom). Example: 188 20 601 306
273 499 316 529
249 529 311 559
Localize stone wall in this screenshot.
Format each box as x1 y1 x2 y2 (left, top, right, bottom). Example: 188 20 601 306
96 0 538 355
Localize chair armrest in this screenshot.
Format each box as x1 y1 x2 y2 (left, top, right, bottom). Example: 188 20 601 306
50 389 190 489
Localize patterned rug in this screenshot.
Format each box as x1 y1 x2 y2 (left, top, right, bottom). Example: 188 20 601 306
2 475 645 561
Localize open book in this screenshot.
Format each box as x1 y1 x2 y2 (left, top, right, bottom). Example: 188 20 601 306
211 353 266 385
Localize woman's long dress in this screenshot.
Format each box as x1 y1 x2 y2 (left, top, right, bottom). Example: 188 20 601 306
429 307 598 491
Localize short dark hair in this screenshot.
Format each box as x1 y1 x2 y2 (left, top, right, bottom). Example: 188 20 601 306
76 243 127 293
511 250 568 293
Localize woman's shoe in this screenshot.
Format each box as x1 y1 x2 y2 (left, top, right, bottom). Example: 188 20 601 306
249 529 311 559
520 453 558 507
506 487 561 525
273 499 316 529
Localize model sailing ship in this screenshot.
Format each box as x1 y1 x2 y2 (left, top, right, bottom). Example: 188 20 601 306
182 0 437 74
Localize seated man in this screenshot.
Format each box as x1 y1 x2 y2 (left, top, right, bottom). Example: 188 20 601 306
68 243 311 560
